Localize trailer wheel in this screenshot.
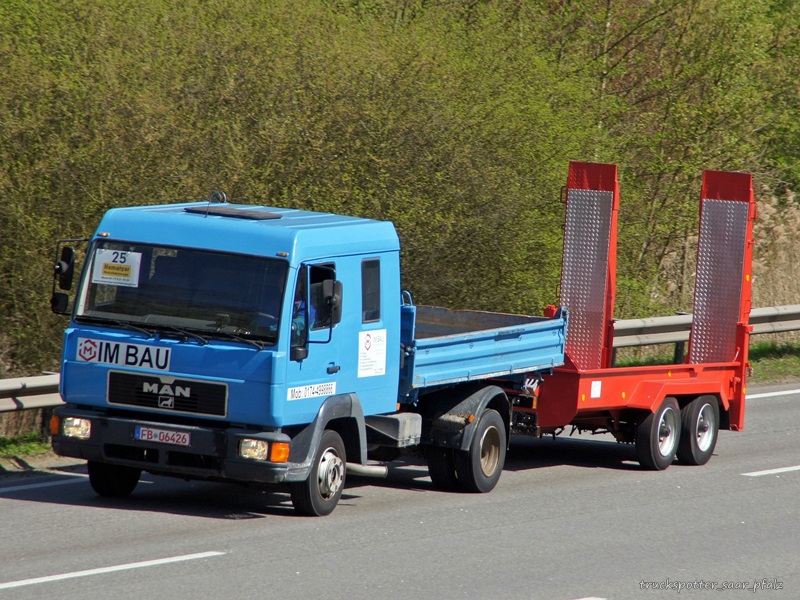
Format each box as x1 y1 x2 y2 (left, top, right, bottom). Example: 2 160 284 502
425 446 459 490
677 395 720 465
88 461 141 498
635 397 681 471
454 409 506 493
290 430 346 516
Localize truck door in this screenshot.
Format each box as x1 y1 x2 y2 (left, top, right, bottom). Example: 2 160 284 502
285 263 343 424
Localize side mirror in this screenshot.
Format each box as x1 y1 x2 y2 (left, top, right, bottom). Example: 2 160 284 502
51 292 69 314
290 346 309 362
322 279 343 326
54 246 76 290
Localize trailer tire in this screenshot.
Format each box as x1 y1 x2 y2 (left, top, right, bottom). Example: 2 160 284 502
635 397 681 471
677 395 720 466
425 446 459 490
88 461 141 498
290 429 346 516
454 409 506 493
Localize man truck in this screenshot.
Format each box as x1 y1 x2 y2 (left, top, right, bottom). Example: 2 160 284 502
49 161 755 515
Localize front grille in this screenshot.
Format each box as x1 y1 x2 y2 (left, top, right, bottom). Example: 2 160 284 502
108 371 228 417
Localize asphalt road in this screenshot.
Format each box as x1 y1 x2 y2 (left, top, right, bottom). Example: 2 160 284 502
1 384 798 600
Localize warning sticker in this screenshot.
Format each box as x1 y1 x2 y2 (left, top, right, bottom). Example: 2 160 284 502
358 329 387 378
91 249 142 288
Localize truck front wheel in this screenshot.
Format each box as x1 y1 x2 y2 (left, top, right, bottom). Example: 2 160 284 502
87 461 141 498
454 409 506 493
290 429 346 516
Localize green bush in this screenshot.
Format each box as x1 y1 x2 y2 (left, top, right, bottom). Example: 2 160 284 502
1 0 797 374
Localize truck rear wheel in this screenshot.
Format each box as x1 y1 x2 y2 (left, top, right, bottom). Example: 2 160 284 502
454 409 506 493
677 395 719 465
290 429 346 516
425 446 459 490
635 397 681 470
88 461 141 498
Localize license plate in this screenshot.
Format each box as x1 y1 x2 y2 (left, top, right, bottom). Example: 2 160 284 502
134 426 191 446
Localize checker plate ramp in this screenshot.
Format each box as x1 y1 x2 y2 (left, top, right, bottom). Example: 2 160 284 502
688 199 750 364
561 184 614 370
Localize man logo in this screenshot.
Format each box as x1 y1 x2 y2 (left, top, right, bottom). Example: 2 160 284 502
143 382 190 411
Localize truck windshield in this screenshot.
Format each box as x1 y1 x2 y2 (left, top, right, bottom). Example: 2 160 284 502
74 241 288 345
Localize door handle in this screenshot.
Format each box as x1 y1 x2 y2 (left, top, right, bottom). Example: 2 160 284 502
327 365 341 374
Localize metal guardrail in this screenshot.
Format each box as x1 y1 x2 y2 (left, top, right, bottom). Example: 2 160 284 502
613 304 800 347
3 304 800 414
0 374 62 413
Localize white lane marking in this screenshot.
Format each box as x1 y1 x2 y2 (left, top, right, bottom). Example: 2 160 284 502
0 474 156 494
746 389 800 399
0 551 225 590
0 478 86 494
742 465 800 477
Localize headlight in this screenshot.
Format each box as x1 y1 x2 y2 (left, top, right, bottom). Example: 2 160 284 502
239 438 269 461
238 439 290 462
62 417 92 439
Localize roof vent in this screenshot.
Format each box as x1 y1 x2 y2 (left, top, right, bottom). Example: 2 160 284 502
184 205 282 220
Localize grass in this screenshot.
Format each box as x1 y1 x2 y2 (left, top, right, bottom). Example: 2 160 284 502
0 432 51 459
748 340 800 383
615 340 800 383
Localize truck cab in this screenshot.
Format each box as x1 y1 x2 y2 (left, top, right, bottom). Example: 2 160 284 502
51 200 404 514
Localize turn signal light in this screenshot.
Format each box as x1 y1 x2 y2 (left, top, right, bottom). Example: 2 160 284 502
269 442 290 463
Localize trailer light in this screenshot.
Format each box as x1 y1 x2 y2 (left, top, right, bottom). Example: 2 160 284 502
269 442 290 463
63 417 91 439
239 438 269 461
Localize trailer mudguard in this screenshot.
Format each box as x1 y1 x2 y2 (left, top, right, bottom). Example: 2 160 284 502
418 383 510 452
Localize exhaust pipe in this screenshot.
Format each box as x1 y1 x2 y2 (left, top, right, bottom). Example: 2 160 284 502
346 463 389 478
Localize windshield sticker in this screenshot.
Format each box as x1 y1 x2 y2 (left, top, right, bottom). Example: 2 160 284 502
358 329 387 378
91 249 142 288
77 338 171 370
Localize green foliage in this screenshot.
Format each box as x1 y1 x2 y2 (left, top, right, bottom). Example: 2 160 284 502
0 0 797 374
0 432 51 458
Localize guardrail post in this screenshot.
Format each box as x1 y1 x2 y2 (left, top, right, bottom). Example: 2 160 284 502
673 341 685 364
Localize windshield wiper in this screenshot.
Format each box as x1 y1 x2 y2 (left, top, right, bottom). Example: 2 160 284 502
155 325 209 345
77 315 155 338
213 330 266 350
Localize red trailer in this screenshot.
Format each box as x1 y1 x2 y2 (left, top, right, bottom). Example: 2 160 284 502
516 161 755 470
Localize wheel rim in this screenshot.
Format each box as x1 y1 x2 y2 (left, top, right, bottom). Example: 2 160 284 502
317 447 344 500
695 403 716 452
479 425 501 477
657 406 679 457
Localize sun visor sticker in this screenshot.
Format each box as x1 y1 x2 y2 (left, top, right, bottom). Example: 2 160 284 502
91 249 143 288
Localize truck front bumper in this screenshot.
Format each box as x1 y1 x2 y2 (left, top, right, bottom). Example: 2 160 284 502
51 407 310 484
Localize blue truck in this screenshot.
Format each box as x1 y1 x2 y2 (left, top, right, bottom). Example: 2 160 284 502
49 197 567 515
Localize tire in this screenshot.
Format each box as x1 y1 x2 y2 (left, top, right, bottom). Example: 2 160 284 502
635 397 681 471
88 461 141 498
454 409 506 493
425 446 459 490
677 395 720 466
290 430 346 516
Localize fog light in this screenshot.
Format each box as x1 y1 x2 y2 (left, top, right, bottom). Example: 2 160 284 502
63 417 91 439
239 438 269 461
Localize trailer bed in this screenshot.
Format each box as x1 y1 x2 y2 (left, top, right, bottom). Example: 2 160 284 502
398 304 567 400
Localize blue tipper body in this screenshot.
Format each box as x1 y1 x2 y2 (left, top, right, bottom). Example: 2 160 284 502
53 200 567 487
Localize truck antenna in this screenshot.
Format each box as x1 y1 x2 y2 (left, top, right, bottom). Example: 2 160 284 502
204 190 227 217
